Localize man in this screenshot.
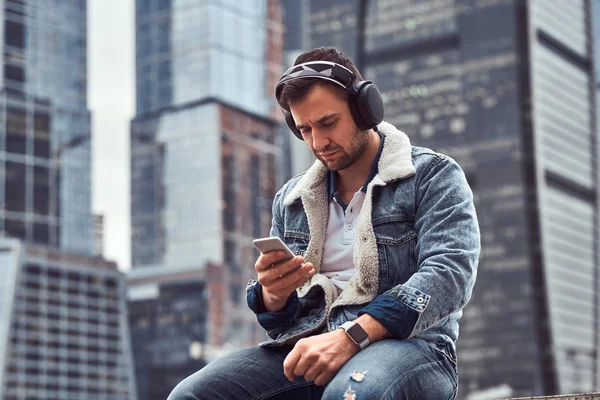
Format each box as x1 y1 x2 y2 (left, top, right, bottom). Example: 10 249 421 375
169 47 480 399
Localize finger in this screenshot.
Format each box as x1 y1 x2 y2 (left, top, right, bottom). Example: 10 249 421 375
283 349 301 382
292 356 312 379
263 256 305 283
255 251 287 272
283 263 315 288
313 369 333 387
303 362 323 383
275 260 313 282
267 262 313 290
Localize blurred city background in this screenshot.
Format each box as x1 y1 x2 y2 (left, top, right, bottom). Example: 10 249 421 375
0 0 598 399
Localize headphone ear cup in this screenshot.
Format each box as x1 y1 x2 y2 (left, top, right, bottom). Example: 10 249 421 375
348 98 370 130
282 108 303 140
352 81 384 129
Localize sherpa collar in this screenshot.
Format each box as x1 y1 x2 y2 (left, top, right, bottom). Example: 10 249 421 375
284 121 415 206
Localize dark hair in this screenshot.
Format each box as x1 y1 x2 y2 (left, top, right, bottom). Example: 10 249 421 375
277 47 364 110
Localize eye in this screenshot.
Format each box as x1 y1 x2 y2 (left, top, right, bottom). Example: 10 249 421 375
322 120 336 128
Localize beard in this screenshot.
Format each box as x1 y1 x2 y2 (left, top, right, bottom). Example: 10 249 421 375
316 126 370 171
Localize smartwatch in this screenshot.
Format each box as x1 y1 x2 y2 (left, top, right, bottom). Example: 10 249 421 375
339 321 370 350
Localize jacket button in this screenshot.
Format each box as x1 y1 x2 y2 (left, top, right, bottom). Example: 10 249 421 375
417 297 425 304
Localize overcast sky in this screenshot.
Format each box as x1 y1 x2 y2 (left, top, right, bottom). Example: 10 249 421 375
88 0 134 271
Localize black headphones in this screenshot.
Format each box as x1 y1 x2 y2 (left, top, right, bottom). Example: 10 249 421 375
275 61 384 140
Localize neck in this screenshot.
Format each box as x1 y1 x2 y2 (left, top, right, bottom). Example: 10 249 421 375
337 130 380 194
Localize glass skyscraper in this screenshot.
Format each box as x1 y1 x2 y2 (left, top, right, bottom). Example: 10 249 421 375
129 1 285 397
283 0 599 397
1 0 93 254
0 1 136 398
131 0 285 269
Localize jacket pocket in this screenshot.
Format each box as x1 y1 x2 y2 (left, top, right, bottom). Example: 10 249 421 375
284 230 310 256
373 216 417 292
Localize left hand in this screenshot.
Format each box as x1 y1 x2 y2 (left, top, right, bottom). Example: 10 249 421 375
283 328 360 386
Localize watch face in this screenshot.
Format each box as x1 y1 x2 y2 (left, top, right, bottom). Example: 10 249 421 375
347 323 369 343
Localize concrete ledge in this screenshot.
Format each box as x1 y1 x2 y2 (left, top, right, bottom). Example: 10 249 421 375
507 394 600 400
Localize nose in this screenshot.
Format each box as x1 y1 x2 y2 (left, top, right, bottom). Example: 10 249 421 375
310 128 330 151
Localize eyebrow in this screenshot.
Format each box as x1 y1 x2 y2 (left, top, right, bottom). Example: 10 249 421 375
296 113 339 131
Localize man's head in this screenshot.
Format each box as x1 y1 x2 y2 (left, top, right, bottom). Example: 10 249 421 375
277 47 363 111
275 47 383 171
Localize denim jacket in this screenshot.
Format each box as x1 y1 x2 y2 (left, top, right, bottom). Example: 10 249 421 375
247 121 480 352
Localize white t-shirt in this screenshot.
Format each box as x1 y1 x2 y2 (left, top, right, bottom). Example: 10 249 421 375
320 191 365 290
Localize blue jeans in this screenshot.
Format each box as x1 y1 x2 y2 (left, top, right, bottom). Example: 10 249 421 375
168 339 458 400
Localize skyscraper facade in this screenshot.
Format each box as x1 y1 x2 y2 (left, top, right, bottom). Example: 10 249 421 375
0 1 137 399
0 239 136 399
131 0 284 269
284 0 599 397
1 0 93 254
129 0 285 397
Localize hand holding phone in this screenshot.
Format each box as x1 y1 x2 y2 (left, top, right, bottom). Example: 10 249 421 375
253 236 299 278
253 236 315 312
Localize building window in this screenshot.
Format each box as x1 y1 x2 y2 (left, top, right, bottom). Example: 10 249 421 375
33 223 49 245
33 165 50 215
5 161 26 212
5 218 25 240
33 111 50 158
25 264 42 275
6 107 27 154
222 151 236 231
4 64 24 83
5 20 25 49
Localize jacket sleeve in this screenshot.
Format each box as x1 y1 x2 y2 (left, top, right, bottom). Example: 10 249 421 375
359 155 480 339
246 186 301 336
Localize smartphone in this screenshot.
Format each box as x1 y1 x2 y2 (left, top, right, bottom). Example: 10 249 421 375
253 236 301 278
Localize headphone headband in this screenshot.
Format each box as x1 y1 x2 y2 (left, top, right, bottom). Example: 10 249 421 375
275 61 355 100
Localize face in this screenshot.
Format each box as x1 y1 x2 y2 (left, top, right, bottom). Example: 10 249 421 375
289 84 370 171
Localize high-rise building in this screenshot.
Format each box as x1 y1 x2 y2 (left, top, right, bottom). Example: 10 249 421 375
0 238 136 399
131 0 285 269
126 262 262 400
1 0 93 254
284 0 599 397
129 0 285 397
0 1 137 398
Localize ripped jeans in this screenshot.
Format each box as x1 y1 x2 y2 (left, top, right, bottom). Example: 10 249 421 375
167 338 458 400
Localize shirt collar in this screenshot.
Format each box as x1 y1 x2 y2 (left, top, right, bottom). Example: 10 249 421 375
328 130 385 202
